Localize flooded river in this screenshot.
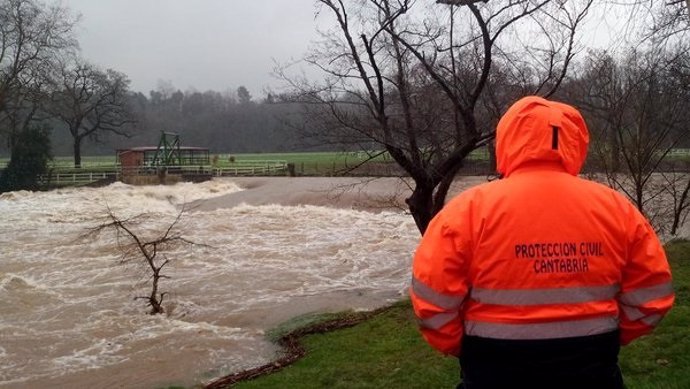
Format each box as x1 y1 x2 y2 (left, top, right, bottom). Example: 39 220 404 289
0 179 419 388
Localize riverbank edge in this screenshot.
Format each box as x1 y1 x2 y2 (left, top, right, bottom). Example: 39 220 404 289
202 302 404 389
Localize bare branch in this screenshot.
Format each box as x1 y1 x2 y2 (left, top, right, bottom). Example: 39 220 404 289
84 206 200 315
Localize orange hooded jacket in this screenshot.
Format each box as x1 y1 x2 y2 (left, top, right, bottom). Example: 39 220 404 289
410 96 674 356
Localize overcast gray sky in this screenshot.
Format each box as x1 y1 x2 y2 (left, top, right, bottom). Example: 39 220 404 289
63 1 320 97
61 1 631 99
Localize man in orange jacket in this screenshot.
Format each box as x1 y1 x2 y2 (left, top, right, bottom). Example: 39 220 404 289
410 96 674 388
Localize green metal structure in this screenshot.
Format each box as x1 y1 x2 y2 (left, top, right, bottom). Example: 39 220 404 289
151 131 182 166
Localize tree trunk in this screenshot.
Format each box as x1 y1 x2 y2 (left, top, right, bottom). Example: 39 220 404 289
488 142 497 173
406 181 435 235
609 129 620 172
73 137 82 168
149 268 164 315
671 177 690 236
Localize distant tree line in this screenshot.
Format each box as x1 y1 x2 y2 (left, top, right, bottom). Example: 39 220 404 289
62 85 316 157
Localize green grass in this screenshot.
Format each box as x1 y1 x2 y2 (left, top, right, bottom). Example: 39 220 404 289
0 148 684 171
217 152 376 164
213 151 393 176
234 301 458 389
223 240 690 389
213 150 488 175
0 155 118 168
2 149 491 171
1 152 393 176
617 240 690 389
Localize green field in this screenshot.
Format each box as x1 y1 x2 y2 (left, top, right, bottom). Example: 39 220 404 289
0 152 388 175
0 148 686 170
216 152 383 164
213 151 391 176
215 240 690 389
0 151 395 179
0 149 490 167
0 148 684 182
0 155 117 168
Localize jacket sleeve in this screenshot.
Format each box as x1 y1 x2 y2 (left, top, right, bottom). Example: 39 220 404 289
410 203 471 356
618 203 674 345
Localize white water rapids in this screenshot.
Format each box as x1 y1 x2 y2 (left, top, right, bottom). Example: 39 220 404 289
0 179 419 388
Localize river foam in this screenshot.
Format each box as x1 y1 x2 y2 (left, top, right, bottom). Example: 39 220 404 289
0 178 418 388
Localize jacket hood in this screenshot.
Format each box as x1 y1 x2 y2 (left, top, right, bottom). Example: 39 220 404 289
496 96 589 177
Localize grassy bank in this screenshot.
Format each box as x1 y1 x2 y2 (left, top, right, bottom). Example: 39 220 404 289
214 240 690 389
229 301 458 389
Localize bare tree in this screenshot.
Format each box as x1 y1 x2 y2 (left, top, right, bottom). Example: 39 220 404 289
0 0 78 146
87 207 197 315
577 47 690 232
661 162 690 236
49 60 135 168
280 0 594 233
606 0 689 43
653 0 690 39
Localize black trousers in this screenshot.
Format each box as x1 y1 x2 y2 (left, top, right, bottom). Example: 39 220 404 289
457 331 625 389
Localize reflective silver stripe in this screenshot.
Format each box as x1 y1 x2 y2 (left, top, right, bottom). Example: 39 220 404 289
620 305 663 327
465 316 619 340
620 305 646 321
471 285 619 306
419 311 459 330
642 314 663 327
411 276 465 310
619 282 674 306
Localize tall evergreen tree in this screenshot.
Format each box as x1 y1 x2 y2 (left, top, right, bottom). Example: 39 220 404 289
0 125 52 192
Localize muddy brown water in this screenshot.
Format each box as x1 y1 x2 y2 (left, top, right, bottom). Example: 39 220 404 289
0 178 438 389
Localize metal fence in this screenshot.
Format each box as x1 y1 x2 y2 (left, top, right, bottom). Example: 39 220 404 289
213 161 288 176
34 160 290 187
40 171 117 187
118 161 288 177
